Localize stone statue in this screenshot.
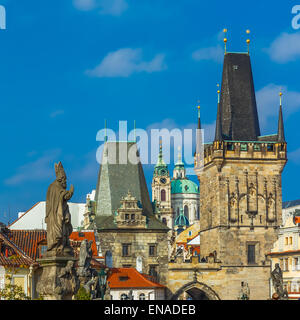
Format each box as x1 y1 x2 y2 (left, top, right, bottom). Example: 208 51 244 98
238 281 250 300
36 162 79 300
77 239 100 299
78 239 93 276
271 263 288 300
45 162 74 257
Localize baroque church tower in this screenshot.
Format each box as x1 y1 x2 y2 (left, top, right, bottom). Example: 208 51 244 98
152 141 173 229
194 52 287 292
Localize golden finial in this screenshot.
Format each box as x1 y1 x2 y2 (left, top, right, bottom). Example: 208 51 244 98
223 28 228 54
246 29 251 54
279 89 283 106
217 83 220 104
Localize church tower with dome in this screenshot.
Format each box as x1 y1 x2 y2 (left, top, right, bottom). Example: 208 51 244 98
152 144 200 229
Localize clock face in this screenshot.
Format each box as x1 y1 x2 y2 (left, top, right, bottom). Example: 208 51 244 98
160 178 167 184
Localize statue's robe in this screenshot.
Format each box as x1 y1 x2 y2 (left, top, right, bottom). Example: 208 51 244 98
45 180 73 254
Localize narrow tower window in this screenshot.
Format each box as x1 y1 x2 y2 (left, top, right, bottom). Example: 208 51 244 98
161 189 166 202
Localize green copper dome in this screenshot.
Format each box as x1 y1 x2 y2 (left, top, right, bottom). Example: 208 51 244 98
171 179 199 194
174 209 190 227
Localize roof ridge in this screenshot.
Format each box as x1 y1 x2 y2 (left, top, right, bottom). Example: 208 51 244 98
8 202 41 227
0 232 34 264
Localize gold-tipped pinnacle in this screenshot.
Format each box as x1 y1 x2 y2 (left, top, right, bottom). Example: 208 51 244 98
246 29 251 54
223 28 228 54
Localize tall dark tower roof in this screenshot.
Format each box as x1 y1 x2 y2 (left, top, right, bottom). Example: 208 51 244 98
219 53 261 141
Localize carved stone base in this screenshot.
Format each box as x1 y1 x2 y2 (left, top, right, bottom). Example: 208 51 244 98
36 256 79 300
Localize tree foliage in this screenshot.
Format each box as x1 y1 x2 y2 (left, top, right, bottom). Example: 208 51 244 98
74 286 91 300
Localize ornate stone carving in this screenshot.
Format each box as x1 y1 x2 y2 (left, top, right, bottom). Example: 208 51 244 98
271 263 288 300
115 191 146 228
77 239 100 299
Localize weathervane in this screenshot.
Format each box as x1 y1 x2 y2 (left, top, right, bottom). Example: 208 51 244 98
217 83 220 104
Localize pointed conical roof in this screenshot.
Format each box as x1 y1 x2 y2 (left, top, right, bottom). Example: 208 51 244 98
95 141 153 217
219 53 261 141
277 104 285 143
154 142 169 176
196 105 202 154
214 99 223 141
94 141 168 231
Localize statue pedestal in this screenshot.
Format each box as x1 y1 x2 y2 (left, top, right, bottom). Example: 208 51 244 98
36 256 79 300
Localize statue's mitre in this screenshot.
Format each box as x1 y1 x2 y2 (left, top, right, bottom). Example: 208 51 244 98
55 161 66 179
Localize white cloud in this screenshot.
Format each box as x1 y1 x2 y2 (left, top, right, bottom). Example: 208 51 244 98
4 150 61 186
73 0 96 11
265 32 300 63
50 109 65 118
256 84 300 129
192 45 224 63
289 147 300 164
144 118 215 168
73 0 128 16
86 48 167 78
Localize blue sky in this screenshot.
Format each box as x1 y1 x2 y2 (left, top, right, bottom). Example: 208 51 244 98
0 0 300 223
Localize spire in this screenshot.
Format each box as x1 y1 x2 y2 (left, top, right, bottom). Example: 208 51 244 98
277 91 286 143
197 101 201 130
174 146 185 179
154 139 168 176
214 84 223 142
196 102 202 154
104 119 108 142
157 139 166 166
176 146 184 165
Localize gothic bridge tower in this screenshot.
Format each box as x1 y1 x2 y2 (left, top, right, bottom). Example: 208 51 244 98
194 52 287 298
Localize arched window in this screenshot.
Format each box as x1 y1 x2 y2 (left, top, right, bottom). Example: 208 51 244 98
184 205 189 219
162 218 167 225
105 251 113 268
161 189 166 202
139 293 146 300
121 293 128 300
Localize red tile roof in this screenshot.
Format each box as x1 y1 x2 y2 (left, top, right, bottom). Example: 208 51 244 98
0 232 33 267
69 231 98 257
0 228 101 268
7 229 46 260
107 268 166 289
